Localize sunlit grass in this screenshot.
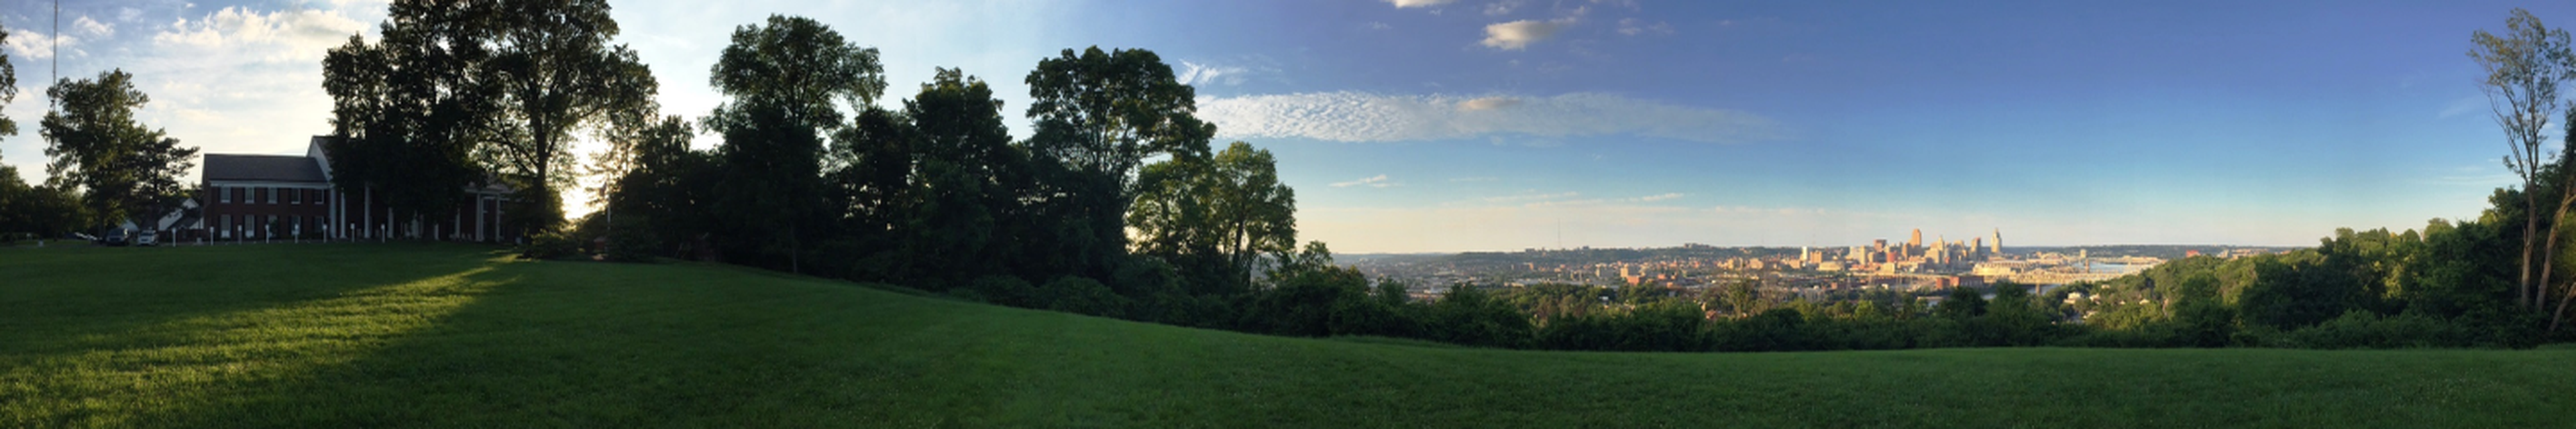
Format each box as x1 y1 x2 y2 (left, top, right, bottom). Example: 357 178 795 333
3 244 2571 428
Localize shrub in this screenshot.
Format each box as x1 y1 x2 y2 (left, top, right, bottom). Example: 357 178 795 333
517 230 584 260
968 275 1036 308
1040 276 1129 318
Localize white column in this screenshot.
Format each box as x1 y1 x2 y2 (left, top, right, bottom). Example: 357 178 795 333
364 186 373 239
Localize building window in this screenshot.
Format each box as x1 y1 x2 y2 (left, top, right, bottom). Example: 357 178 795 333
217 186 229 203
288 188 301 204
266 188 277 204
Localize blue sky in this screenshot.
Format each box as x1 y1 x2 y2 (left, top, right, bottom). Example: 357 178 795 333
1 1 2569 252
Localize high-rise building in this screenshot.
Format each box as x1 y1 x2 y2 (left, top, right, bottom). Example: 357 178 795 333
1972 237 1984 255
1991 229 2004 255
1909 229 1923 249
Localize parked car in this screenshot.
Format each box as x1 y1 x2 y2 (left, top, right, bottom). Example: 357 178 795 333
95 231 128 247
136 230 158 247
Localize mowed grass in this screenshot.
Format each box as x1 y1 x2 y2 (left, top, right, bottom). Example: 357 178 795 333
3 245 2572 428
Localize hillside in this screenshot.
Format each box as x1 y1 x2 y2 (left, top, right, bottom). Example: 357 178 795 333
3 244 2570 428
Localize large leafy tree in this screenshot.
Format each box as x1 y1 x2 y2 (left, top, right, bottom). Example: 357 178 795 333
599 113 710 258
480 0 658 232
39 70 199 230
877 68 1031 286
323 0 501 235
1131 141 1297 294
2469 8 2573 310
1022 47 1216 276
705 15 885 273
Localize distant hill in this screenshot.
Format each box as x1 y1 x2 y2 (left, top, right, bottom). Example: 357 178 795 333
0 244 2562 427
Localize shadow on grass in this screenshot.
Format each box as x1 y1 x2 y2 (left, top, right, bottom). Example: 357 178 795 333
0 245 518 428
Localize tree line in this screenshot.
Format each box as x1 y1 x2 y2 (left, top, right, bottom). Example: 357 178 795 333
320 3 1315 331
0 23 202 241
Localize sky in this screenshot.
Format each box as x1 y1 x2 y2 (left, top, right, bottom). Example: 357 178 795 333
1 0 2571 253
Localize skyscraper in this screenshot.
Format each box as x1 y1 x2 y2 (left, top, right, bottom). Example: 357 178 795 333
1909 229 1923 249
1991 229 2004 255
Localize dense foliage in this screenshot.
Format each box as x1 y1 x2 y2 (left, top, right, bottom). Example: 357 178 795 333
311 7 2576 352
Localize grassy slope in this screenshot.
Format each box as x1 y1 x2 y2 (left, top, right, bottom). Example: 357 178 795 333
3 245 2571 428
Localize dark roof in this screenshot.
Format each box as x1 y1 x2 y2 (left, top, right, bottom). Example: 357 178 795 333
203 154 327 183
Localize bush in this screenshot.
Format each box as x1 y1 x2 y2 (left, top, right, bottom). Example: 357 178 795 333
517 230 584 260
1040 275 1129 318
599 216 663 263
1534 302 1706 352
1425 286 1532 349
968 275 1036 308
1710 308 1811 352
2263 311 2451 349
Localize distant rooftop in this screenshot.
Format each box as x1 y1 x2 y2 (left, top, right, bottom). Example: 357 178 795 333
203 154 326 183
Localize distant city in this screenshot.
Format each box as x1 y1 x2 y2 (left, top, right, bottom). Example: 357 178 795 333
1342 229 2303 300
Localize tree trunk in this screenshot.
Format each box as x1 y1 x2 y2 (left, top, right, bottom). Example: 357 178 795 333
2523 188 2540 309
2540 192 2575 316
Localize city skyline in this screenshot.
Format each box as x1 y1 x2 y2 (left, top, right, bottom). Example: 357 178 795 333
4 1 2572 252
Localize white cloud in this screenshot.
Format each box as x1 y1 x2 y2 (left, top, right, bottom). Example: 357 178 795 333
1481 19 1569 50
1456 96 1521 111
5 29 82 60
1389 0 1456 8
1199 91 1780 143
1636 192 1684 202
1177 60 1248 86
1332 174 1397 188
154 7 368 64
75 16 115 38
1483 0 1525 16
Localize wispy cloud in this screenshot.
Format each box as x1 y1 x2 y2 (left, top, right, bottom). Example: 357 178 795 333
1482 18 1571 50
1481 191 1580 203
1456 96 1521 111
1332 174 1398 188
5 29 84 60
1617 18 1672 36
1449 176 1499 182
74 15 116 38
1388 0 1455 8
1636 192 1684 202
153 7 368 64
2438 95 2485 119
1200 91 1780 143
1177 60 1248 86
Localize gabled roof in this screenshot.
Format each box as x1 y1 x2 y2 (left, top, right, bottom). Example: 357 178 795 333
203 154 327 183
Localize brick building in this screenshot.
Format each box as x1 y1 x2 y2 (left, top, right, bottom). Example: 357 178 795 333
195 136 521 243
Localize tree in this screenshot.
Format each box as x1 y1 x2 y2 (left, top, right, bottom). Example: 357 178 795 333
2469 9 2573 310
1022 47 1217 277
592 111 692 259
480 0 659 234
323 1 502 236
39 70 199 230
877 68 1028 286
704 15 885 273
1132 141 1297 294
0 21 14 139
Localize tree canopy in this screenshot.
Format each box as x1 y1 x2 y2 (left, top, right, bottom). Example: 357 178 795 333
39 70 197 229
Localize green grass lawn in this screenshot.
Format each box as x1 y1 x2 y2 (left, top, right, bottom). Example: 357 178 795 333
3 244 2571 428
